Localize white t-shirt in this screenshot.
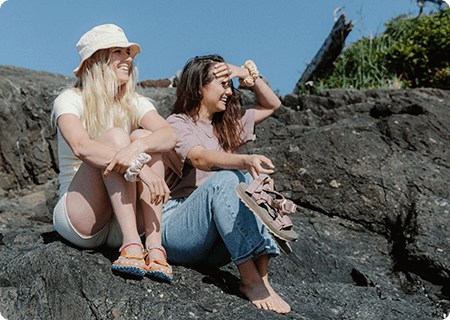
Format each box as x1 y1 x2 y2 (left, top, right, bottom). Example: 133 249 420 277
53 88 156 196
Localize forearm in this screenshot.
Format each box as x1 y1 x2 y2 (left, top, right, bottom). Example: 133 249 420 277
189 148 275 179
138 126 179 154
253 77 281 111
190 150 248 172
225 61 281 124
72 139 118 170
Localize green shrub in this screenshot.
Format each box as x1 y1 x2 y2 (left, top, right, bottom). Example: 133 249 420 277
299 8 450 94
384 9 450 88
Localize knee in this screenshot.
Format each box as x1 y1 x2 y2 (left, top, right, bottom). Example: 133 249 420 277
210 170 245 190
97 128 131 150
130 128 152 142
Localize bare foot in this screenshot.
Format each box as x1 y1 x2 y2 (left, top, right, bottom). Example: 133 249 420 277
239 278 290 314
238 256 291 313
262 279 291 313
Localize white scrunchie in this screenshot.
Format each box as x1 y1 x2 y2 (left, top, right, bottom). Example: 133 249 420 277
124 153 152 182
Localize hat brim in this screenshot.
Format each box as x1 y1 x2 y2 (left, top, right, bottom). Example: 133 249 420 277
73 42 141 77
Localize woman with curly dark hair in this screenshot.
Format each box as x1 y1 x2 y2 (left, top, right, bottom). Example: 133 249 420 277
161 55 290 313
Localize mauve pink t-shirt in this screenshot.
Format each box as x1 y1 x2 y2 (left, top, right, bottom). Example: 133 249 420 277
163 108 255 199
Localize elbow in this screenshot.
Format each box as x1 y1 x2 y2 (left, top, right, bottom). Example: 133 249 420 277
72 149 85 161
266 100 281 117
189 154 209 171
189 154 202 169
273 100 282 112
70 140 89 161
262 97 282 114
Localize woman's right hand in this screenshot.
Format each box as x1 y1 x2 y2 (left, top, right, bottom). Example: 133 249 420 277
244 154 275 179
104 141 144 178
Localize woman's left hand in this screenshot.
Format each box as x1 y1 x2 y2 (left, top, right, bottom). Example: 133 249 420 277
138 166 171 205
243 154 275 180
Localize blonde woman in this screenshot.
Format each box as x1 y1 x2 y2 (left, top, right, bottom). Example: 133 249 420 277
52 24 178 281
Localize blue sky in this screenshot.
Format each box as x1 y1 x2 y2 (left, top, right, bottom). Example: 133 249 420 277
0 0 440 95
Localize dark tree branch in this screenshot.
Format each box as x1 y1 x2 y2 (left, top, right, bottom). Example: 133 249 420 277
293 13 353 94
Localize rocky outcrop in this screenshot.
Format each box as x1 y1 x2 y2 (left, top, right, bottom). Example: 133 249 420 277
0 66 71 191
138 78 172 88
0 65 449 319
254 88 450 290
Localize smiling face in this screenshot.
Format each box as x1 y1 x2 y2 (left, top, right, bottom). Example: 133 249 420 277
199 69 233 120
109 47 133 85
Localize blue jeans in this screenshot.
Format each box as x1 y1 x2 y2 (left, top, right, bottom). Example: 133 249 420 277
161 170 279 267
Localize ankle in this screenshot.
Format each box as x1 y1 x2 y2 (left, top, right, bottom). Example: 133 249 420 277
238 259 263 287
240 272 264 289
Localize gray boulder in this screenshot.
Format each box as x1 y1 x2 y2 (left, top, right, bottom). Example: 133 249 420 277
0 65 449 319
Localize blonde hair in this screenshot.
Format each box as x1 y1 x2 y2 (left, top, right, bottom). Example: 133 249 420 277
73 49 140 140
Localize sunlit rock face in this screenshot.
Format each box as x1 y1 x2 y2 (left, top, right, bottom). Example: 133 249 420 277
0 65 449 319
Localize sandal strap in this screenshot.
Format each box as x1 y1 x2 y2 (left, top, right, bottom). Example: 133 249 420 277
246 176 270 194
146 244 167 260
247 177 297 214
119 242 144 253
246 181 297 213
274 198 297 214
270 214 294 230
149 258 170 268
118 253 145 260
145 245 171 272
116 242 145 260
245 176 297 231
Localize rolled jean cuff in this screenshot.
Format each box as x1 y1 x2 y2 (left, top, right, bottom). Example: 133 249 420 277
233 238 280 266
253 249 278 262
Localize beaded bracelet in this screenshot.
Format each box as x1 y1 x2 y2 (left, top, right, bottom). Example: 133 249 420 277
124 153 152 182
239 60 260 87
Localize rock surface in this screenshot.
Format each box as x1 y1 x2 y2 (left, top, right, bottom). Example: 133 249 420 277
0 65 449 319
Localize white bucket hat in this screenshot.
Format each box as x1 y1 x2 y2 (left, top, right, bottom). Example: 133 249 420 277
73 24 141 77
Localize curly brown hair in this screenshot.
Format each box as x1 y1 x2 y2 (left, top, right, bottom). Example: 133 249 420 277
172 54 245 152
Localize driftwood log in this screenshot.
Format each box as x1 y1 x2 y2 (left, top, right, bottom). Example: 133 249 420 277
293 13 353 93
